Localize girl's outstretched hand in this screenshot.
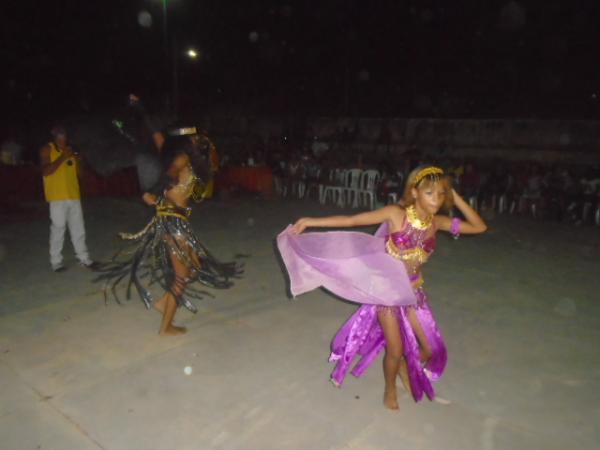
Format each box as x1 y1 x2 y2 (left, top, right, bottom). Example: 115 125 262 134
292 218 311 234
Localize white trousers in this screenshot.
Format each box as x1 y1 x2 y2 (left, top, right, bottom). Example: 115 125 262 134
49 200 91 267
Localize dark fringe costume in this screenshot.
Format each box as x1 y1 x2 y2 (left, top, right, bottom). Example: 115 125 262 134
96 199 242 312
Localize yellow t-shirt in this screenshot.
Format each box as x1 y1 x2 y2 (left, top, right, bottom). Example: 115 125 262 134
43 143 81 202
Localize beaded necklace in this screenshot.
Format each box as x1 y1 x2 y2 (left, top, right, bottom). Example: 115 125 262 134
406 205 433 230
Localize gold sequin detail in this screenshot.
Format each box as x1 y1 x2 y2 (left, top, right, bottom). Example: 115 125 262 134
385 238 430 265
172 166 207 203
118 218 156 240
190 179 208 202
156 203 191 220
406 205 433 231
411 275 424 289
172 172 197 198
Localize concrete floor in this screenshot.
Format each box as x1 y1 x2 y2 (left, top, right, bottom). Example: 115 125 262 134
1 196 599 450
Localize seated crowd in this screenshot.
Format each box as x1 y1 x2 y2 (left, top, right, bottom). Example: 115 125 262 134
266 143 600 226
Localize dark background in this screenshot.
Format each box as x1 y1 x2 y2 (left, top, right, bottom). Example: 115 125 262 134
3 0 600 128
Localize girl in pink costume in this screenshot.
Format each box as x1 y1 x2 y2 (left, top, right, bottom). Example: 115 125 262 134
277 166 487 409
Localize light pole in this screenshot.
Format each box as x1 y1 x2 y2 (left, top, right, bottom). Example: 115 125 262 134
158 0 172 113
154 0 194 115
162 0 168 51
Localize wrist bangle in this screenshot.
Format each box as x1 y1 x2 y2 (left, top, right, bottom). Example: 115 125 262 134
450 217 461 238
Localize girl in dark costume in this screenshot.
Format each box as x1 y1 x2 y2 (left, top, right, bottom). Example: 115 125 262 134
96 127 242 335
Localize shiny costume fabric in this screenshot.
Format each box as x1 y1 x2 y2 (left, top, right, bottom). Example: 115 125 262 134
276 226 417 307
277 221 447 402
96 201 242 313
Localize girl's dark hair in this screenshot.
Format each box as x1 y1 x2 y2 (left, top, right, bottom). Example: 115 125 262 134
146 134 211 196
160 134 210 182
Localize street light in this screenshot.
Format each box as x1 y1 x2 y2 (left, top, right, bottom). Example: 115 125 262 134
150 1 190 114
186 48 199 60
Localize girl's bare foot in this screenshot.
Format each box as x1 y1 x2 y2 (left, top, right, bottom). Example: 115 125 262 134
398 358 411 393
159 325 187 336
383 385 399 410
154 297 167 314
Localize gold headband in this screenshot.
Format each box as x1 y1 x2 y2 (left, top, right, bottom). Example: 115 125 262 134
413 166 444 186
168 127 198 136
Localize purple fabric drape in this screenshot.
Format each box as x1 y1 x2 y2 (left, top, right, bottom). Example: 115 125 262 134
276 225 416 307
329 294 446 401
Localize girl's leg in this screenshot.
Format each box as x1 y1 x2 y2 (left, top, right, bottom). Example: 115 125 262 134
406 307 433 363
158 251 189 336
158 292 185 335
377 309 404 410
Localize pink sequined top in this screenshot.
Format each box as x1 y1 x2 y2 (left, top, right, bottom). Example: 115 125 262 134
386 221 436 287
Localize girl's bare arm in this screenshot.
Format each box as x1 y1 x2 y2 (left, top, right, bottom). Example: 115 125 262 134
293 205 404 234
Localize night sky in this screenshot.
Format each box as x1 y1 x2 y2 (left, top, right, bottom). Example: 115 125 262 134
4 0 600 127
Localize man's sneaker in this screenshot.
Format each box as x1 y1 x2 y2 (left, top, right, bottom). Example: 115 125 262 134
79 260 100 270
52 264 67 273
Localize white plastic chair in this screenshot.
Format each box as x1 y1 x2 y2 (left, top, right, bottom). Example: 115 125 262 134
297 178 307 199
343 168 362 208
468 195 478 211
304 167 322 201
497 194 508 213
319 169 336 204
321 169 346 207
358 169 381 210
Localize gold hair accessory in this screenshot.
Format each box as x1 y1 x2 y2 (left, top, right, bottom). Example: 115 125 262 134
413 166 444 186
168 127 198 136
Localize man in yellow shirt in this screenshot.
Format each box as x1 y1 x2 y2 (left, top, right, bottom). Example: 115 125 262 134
40 126 96 272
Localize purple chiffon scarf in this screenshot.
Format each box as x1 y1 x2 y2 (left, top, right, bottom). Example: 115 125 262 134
276 225 416 307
